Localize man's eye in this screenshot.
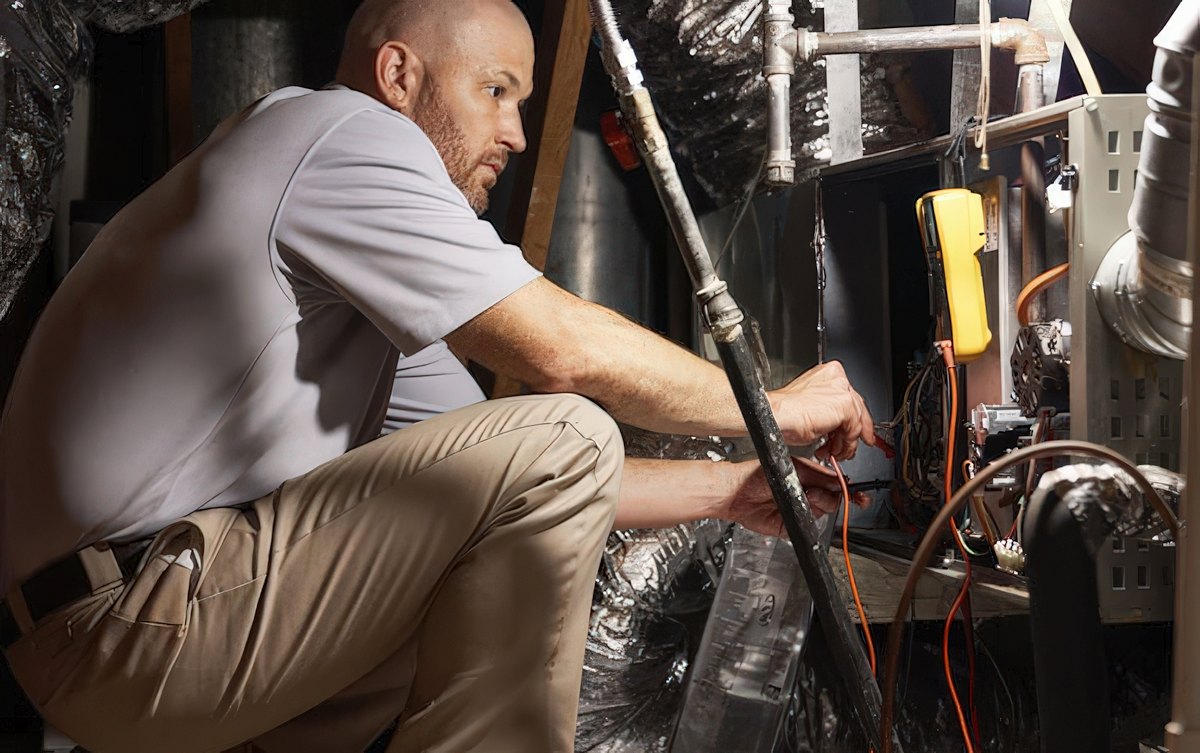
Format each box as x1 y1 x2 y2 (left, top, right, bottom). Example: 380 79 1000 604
486 86 505 98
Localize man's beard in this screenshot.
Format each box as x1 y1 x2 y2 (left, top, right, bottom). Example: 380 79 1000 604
412 90 491 214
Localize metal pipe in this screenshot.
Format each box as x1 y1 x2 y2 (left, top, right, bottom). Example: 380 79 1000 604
804 19 1050 66
589 1 899 749
764 0 796 186
1166 30 1200 753
1016 63 1046 113
1019 140 1048 319
764 15 1050 187
1092 0 1197 360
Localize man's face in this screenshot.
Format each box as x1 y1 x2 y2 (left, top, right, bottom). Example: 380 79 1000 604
412 7 534 214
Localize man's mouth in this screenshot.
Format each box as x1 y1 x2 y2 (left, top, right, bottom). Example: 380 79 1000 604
481 155 507 176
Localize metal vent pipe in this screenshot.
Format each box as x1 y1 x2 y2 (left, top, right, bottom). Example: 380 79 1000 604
1094 0 1198 360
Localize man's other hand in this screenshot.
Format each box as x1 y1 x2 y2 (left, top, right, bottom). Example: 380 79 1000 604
721 457 869 538
768 361 876 460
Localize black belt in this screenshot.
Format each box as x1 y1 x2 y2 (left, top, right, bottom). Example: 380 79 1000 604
0 541 149 649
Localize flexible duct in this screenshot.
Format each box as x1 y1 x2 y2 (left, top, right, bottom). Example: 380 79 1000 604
1095 0 1199 359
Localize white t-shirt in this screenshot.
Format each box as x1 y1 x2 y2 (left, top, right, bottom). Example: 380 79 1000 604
0 86 539 590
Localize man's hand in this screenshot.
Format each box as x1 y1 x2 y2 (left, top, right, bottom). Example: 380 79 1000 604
768 361 876 460
719 456 870 538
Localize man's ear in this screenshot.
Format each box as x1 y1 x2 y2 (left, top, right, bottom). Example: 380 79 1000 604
374 41 423 114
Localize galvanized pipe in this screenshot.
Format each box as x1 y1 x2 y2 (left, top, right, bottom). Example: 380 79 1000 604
764 0 797 185
1016 63 1046 114
590 1 899 749
765 15 1050 187
804 19 1050 66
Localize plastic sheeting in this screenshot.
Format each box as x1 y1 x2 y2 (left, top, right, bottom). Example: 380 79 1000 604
0 0 208 321
606 0 925 205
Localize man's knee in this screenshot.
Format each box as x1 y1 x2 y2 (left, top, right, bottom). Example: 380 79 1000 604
510 394 623 514
538 393 622 453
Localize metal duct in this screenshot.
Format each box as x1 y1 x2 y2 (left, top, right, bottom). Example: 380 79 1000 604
544 56 669 329
190 0 351 143
1093 0 1199 360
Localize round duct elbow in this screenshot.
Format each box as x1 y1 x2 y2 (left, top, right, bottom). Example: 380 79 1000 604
1092 231 1190 360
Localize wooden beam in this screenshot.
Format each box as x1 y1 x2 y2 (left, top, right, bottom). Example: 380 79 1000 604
492 0 592 399
830 544 1030 623
163 13 194 167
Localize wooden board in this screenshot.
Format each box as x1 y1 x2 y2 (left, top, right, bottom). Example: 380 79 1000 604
491 0 592 399
163 14 193 167
830 544 1030 623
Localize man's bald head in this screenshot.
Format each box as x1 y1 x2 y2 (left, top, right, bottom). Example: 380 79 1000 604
336 0 528 98
334 0 534 214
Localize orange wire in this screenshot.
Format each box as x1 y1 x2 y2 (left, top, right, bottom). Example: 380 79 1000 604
1015 262 1069 327
939 344 975 753
833 457 876 674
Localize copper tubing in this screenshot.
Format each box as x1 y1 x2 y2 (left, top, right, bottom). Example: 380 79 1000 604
1015 262 1069 327
878 440 1180 752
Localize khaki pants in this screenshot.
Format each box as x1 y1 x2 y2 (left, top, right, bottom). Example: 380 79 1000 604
6 394 622 753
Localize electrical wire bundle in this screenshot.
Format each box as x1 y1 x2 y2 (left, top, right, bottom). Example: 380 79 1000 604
889 355 946 530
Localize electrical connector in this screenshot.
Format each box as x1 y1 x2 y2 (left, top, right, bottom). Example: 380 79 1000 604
993 537 1026 575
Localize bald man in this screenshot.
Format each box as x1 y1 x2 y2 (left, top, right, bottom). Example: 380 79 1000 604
0 1 874 751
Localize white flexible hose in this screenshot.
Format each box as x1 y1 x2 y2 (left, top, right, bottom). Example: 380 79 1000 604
1041 0 1103 97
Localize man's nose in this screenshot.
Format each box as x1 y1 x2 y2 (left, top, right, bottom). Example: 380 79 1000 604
499 111 527 154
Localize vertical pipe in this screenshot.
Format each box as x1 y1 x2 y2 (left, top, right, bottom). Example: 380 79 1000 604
1165 49 1200 753
1024 481 1111 753
1015 63 1045 113
764 0 796 185
1020 139 1048 320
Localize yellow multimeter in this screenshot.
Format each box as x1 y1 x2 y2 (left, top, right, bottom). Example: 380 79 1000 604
915 188 992 362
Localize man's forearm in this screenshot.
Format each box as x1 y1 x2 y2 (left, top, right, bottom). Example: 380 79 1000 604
451 279 754 436
614 457 731 530
449 278 871 455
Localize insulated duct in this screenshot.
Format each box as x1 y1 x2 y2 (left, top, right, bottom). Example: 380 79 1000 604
1093 0 1199 360
0 0 211 322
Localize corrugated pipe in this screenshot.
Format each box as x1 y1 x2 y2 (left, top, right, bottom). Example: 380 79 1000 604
1095 0 1199 360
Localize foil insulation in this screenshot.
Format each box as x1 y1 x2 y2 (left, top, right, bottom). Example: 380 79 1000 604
577 428 735 753
0 0 208 320
0 0 89 320
606 0 925 205
1034 463 1182 553
64 0 209 33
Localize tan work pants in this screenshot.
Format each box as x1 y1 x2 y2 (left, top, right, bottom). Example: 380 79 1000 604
6 394 622 753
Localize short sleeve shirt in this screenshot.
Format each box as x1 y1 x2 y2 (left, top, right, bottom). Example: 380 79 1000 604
0 86 539 589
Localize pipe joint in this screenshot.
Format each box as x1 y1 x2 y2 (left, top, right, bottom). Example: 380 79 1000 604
764 7 797 75
993 18 1051 66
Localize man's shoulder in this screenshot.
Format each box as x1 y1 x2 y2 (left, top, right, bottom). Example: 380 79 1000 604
252 86 416 136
